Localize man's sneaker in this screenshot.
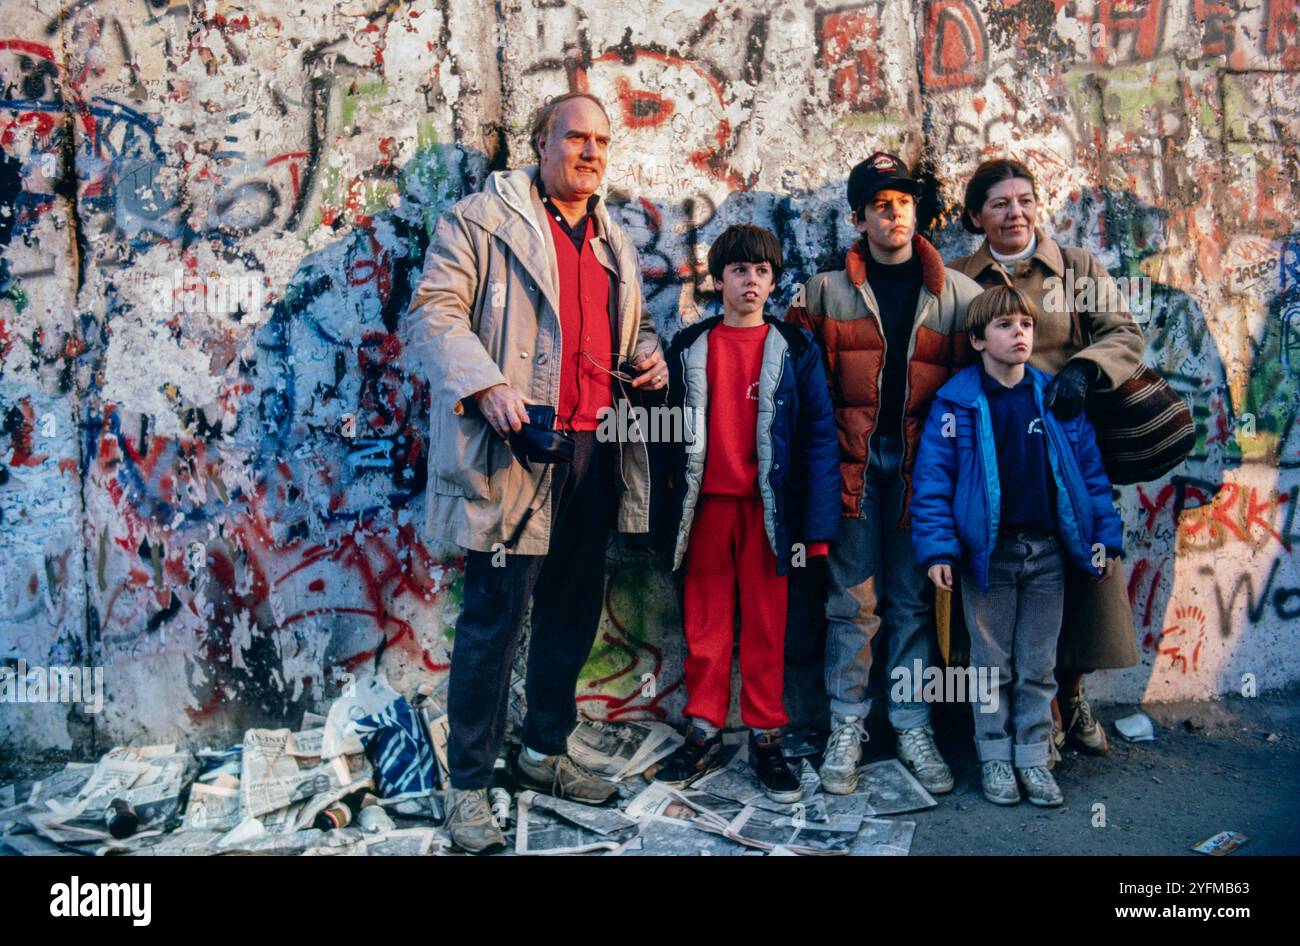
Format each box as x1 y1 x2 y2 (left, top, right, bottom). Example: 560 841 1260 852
750 731 803 804
516 751 616 805
652 725 724 787
818 715 867 795
1016 765 1064 806
895 726 955 794
1065 689 1109 755
444 787 508 854
980 760 1020 805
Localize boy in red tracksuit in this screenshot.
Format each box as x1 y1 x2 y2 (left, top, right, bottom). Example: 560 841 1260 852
653 225 841 802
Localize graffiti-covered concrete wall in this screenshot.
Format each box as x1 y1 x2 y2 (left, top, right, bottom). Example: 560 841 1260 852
1 0 1297 755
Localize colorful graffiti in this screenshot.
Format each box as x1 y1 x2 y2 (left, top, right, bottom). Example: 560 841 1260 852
2 0 1298 752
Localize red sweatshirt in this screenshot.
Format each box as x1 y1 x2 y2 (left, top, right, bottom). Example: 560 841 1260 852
700 322 827 557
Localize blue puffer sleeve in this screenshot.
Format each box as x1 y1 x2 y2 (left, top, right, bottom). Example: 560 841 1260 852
910 398 963 569
795 330 842 544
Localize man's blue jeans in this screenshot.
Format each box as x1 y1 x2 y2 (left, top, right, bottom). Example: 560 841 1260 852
824 432 935 729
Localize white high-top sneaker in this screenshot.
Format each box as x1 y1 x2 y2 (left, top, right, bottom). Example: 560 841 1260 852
895 725 954 794
818 714 867 795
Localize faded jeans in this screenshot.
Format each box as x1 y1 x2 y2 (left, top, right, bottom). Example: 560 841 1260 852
960 531 1065 768
824 432 935 730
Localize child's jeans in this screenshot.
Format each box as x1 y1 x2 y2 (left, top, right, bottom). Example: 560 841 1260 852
682 495 789 731
824 431 935 728
959 530 1065 768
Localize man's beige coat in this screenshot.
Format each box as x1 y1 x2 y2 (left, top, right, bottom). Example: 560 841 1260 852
402 166 661 554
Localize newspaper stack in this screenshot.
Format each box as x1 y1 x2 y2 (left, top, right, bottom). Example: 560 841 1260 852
238 727 374 831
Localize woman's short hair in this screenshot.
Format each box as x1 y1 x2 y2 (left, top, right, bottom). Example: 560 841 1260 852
961 158 1038 234
965 285 1037 340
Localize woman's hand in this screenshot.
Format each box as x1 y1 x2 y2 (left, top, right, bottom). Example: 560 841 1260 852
1043 360 1095 420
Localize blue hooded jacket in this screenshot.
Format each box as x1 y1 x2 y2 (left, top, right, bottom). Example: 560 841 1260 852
910 364 1124 592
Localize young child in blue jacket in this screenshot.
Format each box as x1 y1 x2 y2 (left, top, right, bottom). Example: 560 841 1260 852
910 285 1124 808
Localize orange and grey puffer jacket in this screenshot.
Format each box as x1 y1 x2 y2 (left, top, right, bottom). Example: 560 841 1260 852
786 235 984 526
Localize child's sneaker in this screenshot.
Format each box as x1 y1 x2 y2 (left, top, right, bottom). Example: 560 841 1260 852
1016 765 1064 806
818 714 866 795
652 724 723 787
750 730 803 804
896 725 955 794
980 760 1020 805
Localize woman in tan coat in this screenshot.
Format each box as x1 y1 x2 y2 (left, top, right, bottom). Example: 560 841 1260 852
949 158 1144 760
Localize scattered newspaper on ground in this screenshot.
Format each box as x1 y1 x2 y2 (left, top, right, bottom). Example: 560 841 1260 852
625 776 861 855
515 790 635 855
239 727 369 820
362 827 446 856
23 745 194 845
179 776 241 832
2 833 79 856
522 790 639 836
286 729 325 757
848 818 916 856
613 815 756 856
567 719 683 781
624 781 744 834
822 759 937 818
725 807 862 855
693 753 828 821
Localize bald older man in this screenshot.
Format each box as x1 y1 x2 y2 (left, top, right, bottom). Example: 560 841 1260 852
403 93 666 853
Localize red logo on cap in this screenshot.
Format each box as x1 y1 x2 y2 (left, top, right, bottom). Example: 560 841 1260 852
871 154 897 171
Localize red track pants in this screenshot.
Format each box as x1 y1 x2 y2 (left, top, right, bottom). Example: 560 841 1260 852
682 496 789 731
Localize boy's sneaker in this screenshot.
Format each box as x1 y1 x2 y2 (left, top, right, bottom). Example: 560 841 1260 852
1016 765 1064 806
980 760 1020 805
444 787 508 854
818 714 867 795
750 731 803 804
515 750 616 804
895 726 954 794
651 724 724 787
1065 689 1109 755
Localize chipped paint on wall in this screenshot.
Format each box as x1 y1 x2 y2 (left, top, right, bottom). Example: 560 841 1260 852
1 0 1297 752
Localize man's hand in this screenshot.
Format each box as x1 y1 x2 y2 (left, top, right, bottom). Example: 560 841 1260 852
928 563 953 592
475 383 531 438
1043 360 1095 421
629 348 668 390
1093 556 1117 585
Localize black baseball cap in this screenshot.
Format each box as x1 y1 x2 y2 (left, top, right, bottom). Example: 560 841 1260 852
848 152 922 214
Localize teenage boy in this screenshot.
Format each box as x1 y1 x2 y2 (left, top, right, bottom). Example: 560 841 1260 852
654 224 840 801
910 286 1124 806
787 153 982 795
